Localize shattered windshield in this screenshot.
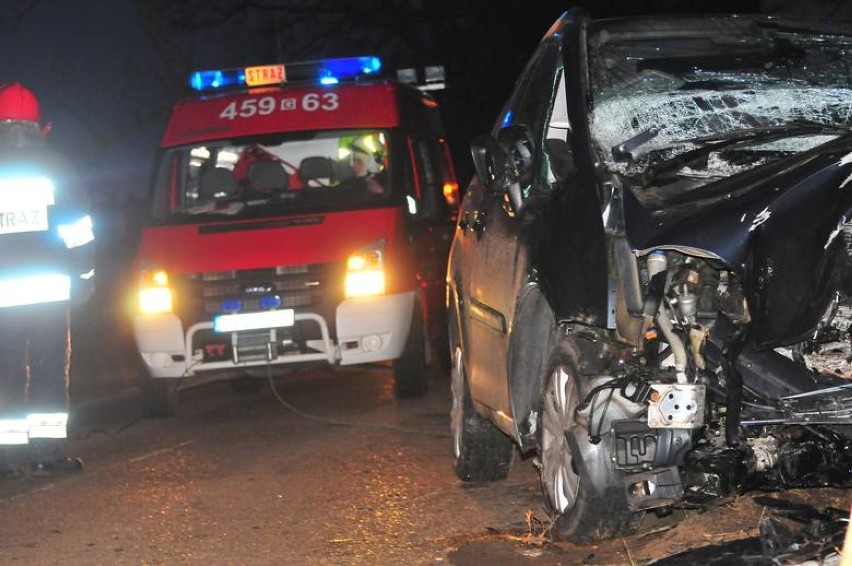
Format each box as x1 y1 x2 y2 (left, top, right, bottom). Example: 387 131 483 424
151 129 391 220
588 17 852 188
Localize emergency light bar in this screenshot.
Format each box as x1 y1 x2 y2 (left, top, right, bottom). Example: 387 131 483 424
189 56 383 92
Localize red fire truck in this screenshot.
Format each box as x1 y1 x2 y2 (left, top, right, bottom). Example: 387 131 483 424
131 57 458 415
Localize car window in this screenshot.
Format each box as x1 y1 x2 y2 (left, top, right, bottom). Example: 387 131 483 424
498 40 563 194
587 16 852 200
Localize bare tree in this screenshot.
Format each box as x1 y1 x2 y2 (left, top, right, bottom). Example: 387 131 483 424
0 0 43 33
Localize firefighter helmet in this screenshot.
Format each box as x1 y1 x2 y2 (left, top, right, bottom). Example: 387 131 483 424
0 82 40 123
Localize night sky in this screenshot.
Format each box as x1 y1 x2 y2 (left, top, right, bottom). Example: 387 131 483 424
0 0 846 204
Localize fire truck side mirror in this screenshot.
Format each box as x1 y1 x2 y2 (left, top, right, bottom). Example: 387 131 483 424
420 180 448 224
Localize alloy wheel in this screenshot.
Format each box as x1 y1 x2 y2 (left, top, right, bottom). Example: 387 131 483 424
541 363 580 514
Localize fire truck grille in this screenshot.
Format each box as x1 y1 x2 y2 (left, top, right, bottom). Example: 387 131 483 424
177 263 342 320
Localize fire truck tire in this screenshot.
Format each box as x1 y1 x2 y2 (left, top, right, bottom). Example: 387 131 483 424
429 312 451 377
142 376 180 418
394 302 428 398
423 283 450 376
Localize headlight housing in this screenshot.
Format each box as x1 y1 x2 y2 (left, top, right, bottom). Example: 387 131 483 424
138 269 173 314
344 241 385 298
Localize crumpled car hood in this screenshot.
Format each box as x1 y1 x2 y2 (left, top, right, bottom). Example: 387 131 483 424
623 146 852 347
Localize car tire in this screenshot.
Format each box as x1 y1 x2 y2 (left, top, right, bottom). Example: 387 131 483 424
394 302 429 398
450 343 515 482
539 339 641 542
141 376 180 418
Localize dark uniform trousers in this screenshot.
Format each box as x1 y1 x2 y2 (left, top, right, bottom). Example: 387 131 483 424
0 302 71 469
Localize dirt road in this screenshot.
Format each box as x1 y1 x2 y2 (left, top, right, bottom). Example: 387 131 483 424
0 365 847 564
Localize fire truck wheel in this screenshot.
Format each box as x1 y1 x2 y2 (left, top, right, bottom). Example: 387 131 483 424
422 283 450 376
394 303 428 398
142 376 180 418
429 309 451 377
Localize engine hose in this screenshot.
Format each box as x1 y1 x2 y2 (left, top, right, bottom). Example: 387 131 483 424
656 302 688 383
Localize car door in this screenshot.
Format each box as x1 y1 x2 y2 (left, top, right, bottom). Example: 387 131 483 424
465 39 565 418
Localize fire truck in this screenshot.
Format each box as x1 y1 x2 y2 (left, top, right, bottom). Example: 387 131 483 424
131 56 458 415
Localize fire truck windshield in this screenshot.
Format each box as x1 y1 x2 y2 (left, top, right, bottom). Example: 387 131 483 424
151 129 391 220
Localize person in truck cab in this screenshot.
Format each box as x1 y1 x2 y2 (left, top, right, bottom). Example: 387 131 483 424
0 82 94 476
350 141 386 195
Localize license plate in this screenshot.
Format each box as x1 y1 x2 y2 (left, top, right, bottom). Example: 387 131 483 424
0 207 48 234
213 309 295 333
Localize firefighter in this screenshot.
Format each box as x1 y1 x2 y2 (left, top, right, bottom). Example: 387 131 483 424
0 82 94 476
350 137 386 195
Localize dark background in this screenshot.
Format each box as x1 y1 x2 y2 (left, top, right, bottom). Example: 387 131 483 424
0 0 849 310
2 0 849 204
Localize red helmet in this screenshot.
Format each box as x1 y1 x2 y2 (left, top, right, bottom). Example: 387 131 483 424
0 82 40 122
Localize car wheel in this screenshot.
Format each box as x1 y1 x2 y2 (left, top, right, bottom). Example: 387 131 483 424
451 343 515 482
141 376 180 418
394 302 428 398
540 340 641 541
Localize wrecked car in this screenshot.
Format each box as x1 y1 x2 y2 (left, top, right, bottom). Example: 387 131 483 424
447 10 852 542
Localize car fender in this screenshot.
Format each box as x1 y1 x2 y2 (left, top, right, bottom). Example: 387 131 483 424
506 282 558 452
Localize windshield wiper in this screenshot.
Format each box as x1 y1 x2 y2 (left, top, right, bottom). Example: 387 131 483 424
632 121 852 186
687 120 852 145
613 128 659 162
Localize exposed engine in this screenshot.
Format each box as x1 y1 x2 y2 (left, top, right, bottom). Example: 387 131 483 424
594 248 852 512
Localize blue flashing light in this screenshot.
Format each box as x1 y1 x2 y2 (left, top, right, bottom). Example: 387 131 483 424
221 298 243 312
260 295 282 309
316 56 382 83
362 56 382 74
189 69 247 92
501 109 514 127
188 55 383 93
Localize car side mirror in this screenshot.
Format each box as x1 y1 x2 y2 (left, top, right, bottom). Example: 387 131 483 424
497 125 535 214
544 138 576 181
470 135 508 190
497 125 535 184
470 126 535 214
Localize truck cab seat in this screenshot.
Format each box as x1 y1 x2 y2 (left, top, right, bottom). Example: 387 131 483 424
247 160 289 193
198 167 238 199
299 156 334 187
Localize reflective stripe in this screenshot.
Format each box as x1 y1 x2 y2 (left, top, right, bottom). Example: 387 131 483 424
27 412 68 439
0 418 29 445
0 274 71 308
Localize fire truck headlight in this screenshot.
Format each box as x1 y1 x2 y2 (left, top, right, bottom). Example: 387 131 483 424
58 215 95 248
345 243 385 298
138 269 173 314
